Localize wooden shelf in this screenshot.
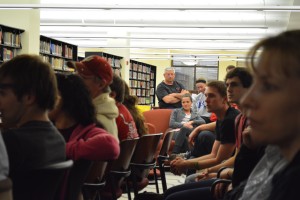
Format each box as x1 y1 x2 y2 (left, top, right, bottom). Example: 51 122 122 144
40 35 78 72
129 60 156 106
0 24 24 63
85 52 123 77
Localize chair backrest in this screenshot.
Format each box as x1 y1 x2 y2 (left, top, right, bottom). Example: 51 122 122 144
85 161 108 183
64 159 93 200
111 138 139 172
0 178 13 200
100 138 139 200
143 109 172 134
158 130 175 157
12 160 73 200
131 133 162 164
144 122 156 134
128 133 162 194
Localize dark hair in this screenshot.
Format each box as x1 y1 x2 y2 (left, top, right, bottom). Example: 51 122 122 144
123 82 147 137
226 65 235 72
247 30 300 79
225 67 252 88
110 74 125 103
207 81 227 98
181 93 193 102
195 78 206 84
55 73 98 126
0 54 57 110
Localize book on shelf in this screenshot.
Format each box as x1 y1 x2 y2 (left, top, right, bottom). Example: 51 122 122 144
114 59 121 68
129 60 157 105
2 48 15 61
0 25 24 62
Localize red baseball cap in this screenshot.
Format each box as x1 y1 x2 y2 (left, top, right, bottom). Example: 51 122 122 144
67 55 113 85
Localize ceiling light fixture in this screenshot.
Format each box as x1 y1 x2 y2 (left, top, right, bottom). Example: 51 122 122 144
1 4 300 11
40 23 268 29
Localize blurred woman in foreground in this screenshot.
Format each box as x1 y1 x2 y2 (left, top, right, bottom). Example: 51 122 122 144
240 30 300 200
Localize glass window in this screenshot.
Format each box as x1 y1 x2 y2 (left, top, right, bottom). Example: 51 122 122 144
174 67 194 90
172 55 219 90
196 67 218 82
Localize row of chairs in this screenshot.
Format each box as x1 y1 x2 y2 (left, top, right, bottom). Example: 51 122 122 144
84 129 176 200
0 131 174 200
0 108 174 200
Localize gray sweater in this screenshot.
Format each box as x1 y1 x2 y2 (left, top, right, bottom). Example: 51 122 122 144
169 108 205 129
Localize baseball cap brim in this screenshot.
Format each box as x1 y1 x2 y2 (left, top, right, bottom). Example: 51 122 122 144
66 61 94 77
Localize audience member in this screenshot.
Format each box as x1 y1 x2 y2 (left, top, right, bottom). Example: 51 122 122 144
191 78 211 123
0 55 66 199
202 67 254 178
226 65 235 72
0 134 9 181
110 74 139 141
239 30 300 200
67 56 119 141
176 68 264 200
156 67 189 109
170 81 239 178
50 73 120 161
123 82 148 137
169 93 206 154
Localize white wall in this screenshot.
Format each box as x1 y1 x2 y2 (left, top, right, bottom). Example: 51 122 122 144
0 0 40 55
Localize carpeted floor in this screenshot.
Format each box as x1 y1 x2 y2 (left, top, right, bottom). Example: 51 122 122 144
119 172 186 200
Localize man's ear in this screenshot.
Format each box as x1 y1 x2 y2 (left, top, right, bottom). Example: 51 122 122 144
95 79 106 91
222 96 228 105
22 93 36 106
110 91 116 99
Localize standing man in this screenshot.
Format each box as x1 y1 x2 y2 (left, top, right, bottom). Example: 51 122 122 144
67 56 119 141
192 78 211 123
156 67 189 109
0 55 66 199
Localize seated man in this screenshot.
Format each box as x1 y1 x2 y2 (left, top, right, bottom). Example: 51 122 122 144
171 81 239 178
0 55 66 200
0 134 9 182
191 78 212 123
67 55 119 141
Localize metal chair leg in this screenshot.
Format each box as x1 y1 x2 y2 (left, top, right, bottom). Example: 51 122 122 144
159 159 168 192
153 167 159 193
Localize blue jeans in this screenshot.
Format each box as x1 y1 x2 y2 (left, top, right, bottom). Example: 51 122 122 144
164 179 217 200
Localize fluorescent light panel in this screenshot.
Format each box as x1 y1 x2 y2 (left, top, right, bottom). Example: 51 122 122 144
39 0 281 6
2 4 298 11
40 26 270 34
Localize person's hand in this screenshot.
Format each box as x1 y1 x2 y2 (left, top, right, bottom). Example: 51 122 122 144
170 157 187 175
219 168 233 179
183 121 193 129
188 127 201 146
195 171 217 181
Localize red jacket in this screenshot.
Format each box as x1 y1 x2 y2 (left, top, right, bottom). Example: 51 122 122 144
66 124 120 161
116 103 139 141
